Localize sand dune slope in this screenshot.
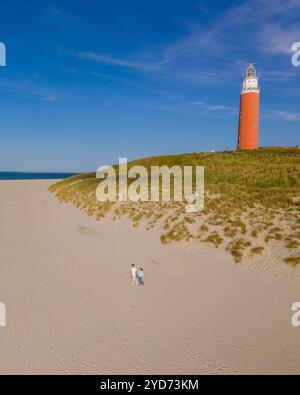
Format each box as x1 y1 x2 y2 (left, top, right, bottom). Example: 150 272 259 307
0 180 299 374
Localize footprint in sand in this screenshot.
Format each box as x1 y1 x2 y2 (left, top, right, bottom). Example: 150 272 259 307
150 257 160 266
78 226 102 237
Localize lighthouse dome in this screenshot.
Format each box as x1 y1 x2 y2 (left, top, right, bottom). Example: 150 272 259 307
246 64 257 78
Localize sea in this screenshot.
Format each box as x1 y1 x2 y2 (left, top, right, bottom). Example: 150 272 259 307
0 172 76 180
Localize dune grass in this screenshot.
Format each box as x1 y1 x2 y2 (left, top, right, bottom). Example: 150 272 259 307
49 146 300 265
284 256 300 266
251 246 265 255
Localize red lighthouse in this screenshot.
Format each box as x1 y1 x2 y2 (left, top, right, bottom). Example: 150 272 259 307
237 64 260 150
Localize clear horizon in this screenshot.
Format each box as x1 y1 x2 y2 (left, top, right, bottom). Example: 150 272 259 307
0 0 300 172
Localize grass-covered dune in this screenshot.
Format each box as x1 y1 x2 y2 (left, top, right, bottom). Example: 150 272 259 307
49 147 300 265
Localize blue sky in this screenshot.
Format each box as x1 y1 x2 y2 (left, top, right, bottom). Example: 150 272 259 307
0 0 299 172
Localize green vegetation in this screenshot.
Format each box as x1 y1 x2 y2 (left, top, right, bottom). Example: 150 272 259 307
250 246 265 255
227 239 252 263
49 146 300 265
284 256 300 266
203 231 223 248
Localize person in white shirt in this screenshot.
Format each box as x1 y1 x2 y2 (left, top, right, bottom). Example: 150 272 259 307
131 264 137 286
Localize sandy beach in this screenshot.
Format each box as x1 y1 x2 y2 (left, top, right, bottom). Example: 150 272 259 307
0 180 299 374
